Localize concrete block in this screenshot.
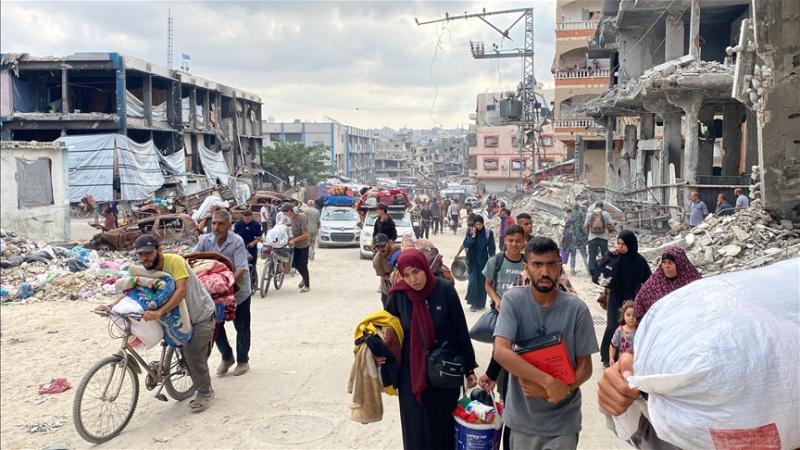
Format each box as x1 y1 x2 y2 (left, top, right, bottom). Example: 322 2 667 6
638 139 662 151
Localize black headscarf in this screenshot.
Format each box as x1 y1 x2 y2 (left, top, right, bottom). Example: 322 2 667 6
607 230 651 303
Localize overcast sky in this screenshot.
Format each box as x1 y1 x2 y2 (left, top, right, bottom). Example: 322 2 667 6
1 1 556 129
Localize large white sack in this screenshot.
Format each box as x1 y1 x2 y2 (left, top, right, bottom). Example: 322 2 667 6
112 297 163 351
628 258 800 450
265 225 289 248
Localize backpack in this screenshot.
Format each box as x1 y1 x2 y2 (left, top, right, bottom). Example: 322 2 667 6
590 209 607 234
492 252 525 289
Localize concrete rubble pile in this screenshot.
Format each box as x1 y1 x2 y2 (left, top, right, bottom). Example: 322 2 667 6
0 231 191 303
640 200 799 275
493 176 597 241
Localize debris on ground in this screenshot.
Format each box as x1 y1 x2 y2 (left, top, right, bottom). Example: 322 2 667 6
0 231 192 304
639 200 799 275
17 417 66 434
489 176 599 242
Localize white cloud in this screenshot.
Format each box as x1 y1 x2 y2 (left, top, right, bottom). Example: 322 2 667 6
1 0 557 129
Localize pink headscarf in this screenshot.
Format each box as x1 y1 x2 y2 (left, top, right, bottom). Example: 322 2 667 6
389 249 436 403
634 246 701 319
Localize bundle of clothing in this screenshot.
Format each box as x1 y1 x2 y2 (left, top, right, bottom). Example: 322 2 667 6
189 259 236 322
348 310 404 424
389 236 455 284
113 265 193 348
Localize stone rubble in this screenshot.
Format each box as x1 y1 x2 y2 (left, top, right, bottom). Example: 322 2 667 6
639 199 799 275
485 179 798 278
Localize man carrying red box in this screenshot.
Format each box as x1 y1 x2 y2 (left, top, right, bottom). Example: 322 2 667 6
493 237 599 450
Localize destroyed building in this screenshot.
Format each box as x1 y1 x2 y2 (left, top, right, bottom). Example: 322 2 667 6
0 52 264 205
581 0 799 224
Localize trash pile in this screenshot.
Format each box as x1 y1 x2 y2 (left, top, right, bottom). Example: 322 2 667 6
640 200 800 275
0 231 190 304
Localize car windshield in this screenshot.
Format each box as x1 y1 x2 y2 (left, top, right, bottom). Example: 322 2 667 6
322 208 359 221
365 211 411 227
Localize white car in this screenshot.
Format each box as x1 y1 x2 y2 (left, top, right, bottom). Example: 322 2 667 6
359 209 415 259
317 206 361 248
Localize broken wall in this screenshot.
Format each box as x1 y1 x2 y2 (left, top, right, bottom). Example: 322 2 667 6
752 0 800 220
0 143 70 242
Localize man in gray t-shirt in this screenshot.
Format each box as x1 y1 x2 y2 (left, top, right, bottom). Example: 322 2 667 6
493 237 599 450
281 204 311 293
483 224 527 310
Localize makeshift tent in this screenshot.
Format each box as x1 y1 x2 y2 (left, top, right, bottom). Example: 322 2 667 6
152 102 167 121
157 149 186 176
116 138 165 200
57 134 173 202
181 97 204 125
157 149 188 188
126 90 167 121
126 90 144 118
197 141 229 185
57 134 117 203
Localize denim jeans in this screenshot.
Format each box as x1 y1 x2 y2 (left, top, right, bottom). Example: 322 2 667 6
215 297 251 363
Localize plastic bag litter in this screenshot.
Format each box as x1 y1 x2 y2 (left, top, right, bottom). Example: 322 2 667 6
69 246 91 264
626 258 800 450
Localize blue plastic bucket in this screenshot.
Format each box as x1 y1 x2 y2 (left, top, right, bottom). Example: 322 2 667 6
454 416 501 450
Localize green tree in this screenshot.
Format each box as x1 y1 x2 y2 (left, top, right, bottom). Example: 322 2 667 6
261 140 329 186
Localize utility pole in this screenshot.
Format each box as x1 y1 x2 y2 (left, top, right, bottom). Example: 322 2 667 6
416 8 541 188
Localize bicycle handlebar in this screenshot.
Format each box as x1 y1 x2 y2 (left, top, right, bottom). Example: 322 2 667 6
93 310 144 320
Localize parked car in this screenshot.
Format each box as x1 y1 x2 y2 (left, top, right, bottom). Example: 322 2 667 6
464 196 482 210
359 208 415 259
317 206 361 248
85 214 199 251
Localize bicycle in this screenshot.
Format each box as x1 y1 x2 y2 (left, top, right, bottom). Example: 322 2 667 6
72 311 195 444
259 244 293 298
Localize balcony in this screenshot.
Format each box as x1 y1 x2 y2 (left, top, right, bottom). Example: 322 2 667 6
554 119 597 129
556 20 599 30
555 68 610 79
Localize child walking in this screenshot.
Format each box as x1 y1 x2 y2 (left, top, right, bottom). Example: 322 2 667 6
610 300 637 363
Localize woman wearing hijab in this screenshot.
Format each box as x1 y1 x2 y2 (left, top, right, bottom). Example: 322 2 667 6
463 215 495 312
383 249 478 450
634 246 701 320
598 230 652 367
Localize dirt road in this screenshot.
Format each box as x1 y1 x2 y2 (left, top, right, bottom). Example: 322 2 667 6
0 229 625 449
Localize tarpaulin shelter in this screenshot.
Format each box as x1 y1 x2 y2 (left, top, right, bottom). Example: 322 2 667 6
56 134 185 203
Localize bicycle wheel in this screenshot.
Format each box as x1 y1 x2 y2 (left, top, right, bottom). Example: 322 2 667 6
163 347 196 401
73 355 139 444
274 263 285 290
260 260 273 298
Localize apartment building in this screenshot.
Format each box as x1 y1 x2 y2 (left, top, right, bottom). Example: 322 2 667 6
0 52 263 202
552 0 614 189
375 132 413 180
262 120 376 184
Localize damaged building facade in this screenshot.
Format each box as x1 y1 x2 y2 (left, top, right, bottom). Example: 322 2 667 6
0 52 263 204
583 0 799 224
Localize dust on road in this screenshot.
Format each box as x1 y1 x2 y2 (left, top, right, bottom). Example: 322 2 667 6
0 230 625 449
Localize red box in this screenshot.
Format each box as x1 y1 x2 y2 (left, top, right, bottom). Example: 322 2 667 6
515 333 576 385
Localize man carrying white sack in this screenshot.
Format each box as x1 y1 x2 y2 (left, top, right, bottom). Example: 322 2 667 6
598 258 800 450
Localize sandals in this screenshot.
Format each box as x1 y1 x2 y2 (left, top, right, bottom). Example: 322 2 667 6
189 391 215 413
